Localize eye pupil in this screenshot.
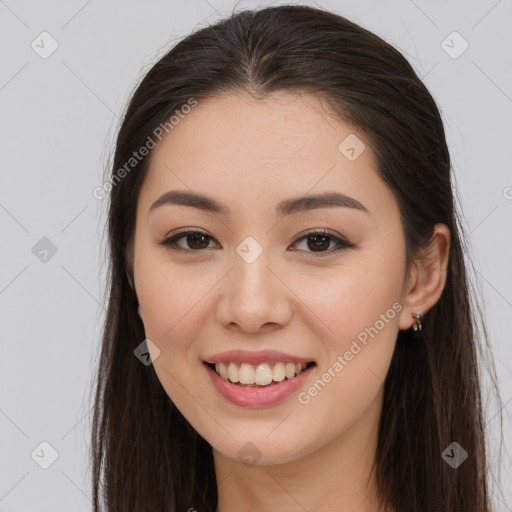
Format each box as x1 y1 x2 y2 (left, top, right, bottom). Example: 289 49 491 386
161 229 350 256
307 235 330 252
188 233 209 249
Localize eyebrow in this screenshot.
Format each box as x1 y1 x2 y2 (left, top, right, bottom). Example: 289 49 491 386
149 190 369 216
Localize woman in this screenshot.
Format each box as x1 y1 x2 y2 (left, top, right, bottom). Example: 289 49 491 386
90 5 504 511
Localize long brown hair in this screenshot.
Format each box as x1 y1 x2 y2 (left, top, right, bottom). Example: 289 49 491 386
90 5 505 511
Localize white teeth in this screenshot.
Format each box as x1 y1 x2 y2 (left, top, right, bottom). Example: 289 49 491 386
272 362 286 382
285 362 296 379
228 362 239 383
255 364 273 385
213 361 309 385
218 362 229 379
239 363 255 384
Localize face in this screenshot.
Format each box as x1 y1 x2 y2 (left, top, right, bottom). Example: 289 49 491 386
132 91 409 466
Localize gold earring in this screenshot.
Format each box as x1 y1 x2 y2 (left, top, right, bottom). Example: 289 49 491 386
412 312 424 332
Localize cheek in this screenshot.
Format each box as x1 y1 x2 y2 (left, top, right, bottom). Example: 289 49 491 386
135 260 218 409
293 243 405 408
301 261 404 350
291 267 402 443
138 272 204 345
135 245 220 354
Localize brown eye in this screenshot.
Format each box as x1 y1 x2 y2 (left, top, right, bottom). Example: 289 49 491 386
305 234 331 252
184 232 211 250
159 228 353 256
291 230 353 256
159 230 217 253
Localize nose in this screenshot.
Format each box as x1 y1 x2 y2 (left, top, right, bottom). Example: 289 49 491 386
215 249 293 334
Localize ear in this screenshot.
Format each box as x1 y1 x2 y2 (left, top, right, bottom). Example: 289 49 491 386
398 223 451 331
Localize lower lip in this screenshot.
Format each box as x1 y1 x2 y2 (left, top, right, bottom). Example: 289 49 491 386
204 362 315 408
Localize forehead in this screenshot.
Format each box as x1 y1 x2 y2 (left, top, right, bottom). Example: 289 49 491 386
138 91 397 220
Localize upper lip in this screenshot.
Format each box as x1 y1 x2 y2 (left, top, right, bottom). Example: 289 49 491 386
204 349 315 366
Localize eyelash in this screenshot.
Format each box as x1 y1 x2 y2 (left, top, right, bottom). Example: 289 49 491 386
158 228 354 257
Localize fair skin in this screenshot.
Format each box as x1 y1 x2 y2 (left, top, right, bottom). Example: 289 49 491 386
131 91 450 512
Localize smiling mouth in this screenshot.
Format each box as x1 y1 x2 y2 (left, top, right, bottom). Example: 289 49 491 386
204 361 316 387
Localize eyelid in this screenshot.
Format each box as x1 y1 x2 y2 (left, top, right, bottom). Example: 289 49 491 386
158 227 354 255
291 228 354 256
159 228 219 252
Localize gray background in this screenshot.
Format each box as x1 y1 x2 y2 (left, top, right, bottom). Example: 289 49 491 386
0 0 511 510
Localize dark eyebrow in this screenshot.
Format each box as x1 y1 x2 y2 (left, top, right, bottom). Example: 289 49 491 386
149 190 369 216
276 191 369 216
